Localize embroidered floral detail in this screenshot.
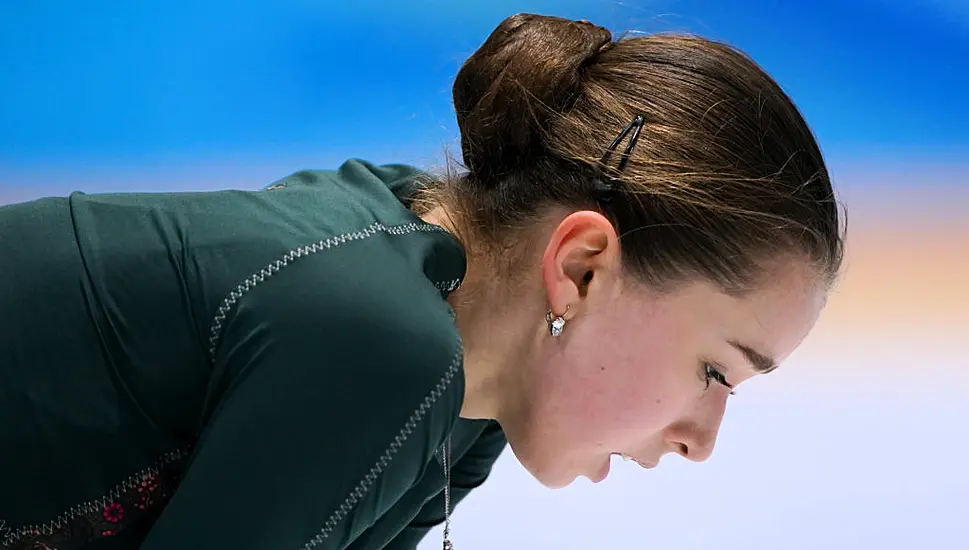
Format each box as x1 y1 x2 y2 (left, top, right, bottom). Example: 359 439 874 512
102 503 124 524
1 447 192 550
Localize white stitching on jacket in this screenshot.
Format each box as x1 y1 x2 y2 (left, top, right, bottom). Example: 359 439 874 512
206 221 445 360
300 342 463 550
434 279 461 293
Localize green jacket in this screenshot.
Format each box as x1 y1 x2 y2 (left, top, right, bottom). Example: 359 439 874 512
0 160 507 550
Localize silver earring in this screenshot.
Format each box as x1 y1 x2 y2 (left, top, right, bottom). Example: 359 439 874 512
545 305 571 337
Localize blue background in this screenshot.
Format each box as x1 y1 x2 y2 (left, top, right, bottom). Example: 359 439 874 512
2 0 967 177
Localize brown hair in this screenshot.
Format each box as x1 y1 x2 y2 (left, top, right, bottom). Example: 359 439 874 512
423 13 844 293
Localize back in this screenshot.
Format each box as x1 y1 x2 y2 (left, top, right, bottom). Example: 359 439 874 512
0 159 475 549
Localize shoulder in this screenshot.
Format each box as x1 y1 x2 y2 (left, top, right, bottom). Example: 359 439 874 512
263 158 431 200
200 157 468 426
208 226 466 415
251 242 463 369
202 157 466 371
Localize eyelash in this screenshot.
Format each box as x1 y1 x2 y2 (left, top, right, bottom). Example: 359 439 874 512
703 363 736 395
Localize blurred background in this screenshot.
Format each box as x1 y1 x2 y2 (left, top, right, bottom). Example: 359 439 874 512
1 0 966 548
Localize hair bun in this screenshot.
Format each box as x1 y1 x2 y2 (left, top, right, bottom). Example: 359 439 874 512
453 14 612 181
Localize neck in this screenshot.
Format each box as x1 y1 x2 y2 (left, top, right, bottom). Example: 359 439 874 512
419 206 538 423
448 281 530 422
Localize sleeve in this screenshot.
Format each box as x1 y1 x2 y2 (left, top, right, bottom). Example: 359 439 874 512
139 255 464 550
381 422 507 550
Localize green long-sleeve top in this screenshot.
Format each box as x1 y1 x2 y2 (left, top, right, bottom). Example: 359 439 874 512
0 159 507 550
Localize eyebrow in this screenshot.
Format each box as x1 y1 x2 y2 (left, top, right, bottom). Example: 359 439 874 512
729 340 778 374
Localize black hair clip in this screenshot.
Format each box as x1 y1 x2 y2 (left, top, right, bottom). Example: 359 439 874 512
591 114 645 203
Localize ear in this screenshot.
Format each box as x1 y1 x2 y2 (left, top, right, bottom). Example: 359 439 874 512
540 210 621 316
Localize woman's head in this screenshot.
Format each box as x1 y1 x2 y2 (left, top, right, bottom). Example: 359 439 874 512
432 14 844 487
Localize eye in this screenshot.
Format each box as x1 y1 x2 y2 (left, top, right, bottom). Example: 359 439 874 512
703 363 736 395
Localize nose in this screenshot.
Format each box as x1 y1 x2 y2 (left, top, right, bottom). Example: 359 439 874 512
665 398 727 463
667 427 717 462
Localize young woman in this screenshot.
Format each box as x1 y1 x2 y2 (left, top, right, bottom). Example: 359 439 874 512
0 13 844 550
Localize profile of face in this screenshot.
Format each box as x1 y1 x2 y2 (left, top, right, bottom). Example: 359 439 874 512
502 210 828 489
441 12 842 489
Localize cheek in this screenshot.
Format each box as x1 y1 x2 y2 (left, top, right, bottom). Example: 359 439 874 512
608 351 698 440
558 318 700 443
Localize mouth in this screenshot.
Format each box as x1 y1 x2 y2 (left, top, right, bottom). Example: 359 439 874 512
612 452 657 469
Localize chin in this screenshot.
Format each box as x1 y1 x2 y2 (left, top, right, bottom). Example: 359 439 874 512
534 472 577 490
522 460 584 489
507 434 582 489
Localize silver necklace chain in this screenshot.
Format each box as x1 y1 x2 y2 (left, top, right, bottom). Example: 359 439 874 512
441 437 454 550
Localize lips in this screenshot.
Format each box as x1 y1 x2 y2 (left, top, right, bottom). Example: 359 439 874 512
613 453 657 469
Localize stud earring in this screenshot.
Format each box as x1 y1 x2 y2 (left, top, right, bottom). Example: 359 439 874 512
545 305 571 337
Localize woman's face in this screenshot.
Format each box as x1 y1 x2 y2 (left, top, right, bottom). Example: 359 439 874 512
501 213 827 489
